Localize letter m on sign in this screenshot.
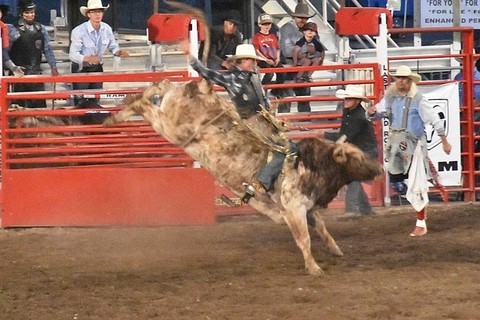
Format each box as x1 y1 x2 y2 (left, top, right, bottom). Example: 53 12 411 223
438 161 458 172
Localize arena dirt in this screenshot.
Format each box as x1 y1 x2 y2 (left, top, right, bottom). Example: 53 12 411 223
0 201 479 320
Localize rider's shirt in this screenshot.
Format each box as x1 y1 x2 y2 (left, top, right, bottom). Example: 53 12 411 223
190 57 270 119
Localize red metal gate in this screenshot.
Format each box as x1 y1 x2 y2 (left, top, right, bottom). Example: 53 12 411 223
0 71 218 227
1 53 476 227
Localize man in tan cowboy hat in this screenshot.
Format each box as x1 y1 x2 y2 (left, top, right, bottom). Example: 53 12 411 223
69 0 129 105
181 40 296 202
181 41 269 118
279 2 315 113
368 65 452 236
318 85 378 216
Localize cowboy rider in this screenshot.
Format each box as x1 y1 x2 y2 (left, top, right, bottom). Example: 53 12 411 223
180 40 295 202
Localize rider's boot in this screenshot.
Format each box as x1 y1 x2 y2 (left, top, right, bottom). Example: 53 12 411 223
241 181 267 203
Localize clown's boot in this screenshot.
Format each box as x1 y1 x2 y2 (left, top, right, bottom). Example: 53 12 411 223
409 208 427 237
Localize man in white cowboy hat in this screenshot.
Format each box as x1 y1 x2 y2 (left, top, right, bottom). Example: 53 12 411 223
279 2 315 113
7 0 59 108
318 85 378 216
181 41 269 118
368 65 452 236
181 40 296 202
69 0 129 105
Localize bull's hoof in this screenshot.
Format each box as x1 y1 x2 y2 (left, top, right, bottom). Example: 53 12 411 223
329 246 344 257
307 264 325 276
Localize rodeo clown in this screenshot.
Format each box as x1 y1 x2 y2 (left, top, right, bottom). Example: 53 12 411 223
368 65 452 237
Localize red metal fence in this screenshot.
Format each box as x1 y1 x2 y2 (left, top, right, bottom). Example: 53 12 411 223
0 71 220 227
0 38 478 226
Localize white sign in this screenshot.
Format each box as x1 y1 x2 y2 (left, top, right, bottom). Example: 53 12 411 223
420 0 480 28
421 83 462 186
387 0 401 11
100 94 127 99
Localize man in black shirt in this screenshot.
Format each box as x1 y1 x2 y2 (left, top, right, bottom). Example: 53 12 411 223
199 17 243 70
318 85 378 215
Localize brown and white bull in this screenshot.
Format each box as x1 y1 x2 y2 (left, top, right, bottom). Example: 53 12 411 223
104 79 383 276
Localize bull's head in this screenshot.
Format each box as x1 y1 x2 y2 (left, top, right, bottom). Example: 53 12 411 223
332 141 383 181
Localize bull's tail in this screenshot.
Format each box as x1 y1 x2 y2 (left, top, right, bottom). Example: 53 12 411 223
165 0 211 65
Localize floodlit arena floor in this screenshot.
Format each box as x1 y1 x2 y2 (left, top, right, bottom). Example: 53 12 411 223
0 202 479 319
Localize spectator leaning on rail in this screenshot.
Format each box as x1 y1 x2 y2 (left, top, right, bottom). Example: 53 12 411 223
367 65 452 237
69 0 129 105
318 85 378 216
8 0 59 108
279 3 315 113
198 17 243 71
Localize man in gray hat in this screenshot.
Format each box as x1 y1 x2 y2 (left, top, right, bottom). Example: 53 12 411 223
279 3 314 113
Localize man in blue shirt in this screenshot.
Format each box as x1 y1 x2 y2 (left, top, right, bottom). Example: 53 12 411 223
69 0 129 104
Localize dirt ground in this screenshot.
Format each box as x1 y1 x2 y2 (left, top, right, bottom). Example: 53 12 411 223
1 201 480 320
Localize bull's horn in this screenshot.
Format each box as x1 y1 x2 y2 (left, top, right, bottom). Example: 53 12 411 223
335 135 347 144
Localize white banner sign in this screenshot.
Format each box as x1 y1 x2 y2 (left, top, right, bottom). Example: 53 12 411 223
420 0 480 28
421 83 462 186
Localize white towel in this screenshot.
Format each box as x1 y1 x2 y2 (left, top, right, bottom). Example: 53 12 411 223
406 142 429 211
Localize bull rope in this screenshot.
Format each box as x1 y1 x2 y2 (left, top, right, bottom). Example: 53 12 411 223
227 105 292 155
180 101 291 155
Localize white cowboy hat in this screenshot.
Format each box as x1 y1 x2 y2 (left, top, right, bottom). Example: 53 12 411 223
390 65 421 84
80 0 109 17
335 85 370 103
226 44 266 61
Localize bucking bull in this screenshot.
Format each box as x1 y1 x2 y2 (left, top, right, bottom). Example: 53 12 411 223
104 79 383 276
